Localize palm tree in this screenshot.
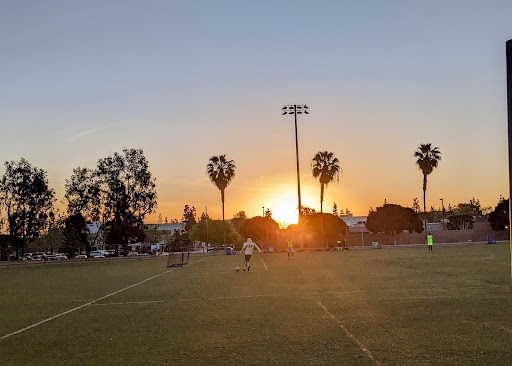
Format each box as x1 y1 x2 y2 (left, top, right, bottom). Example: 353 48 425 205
206 155 236 243
414 143 441 214
311 151 341 213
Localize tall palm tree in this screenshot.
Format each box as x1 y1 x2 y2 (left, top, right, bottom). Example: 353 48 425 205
311 151 341 213
206 155 236 243
414 143 441 214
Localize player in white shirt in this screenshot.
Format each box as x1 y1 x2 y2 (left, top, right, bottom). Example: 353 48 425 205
240 238 262 271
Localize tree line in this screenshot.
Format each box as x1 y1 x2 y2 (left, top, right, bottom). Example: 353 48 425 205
0 143 510 260
0 148 157 259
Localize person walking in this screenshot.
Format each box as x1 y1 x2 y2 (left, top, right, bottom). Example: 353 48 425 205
240 238 262 271
287 238 295 259
427 233 433 251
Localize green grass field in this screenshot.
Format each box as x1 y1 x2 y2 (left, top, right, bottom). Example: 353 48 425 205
1 244 512 365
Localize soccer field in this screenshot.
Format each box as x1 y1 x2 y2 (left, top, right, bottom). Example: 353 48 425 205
1 244 512 365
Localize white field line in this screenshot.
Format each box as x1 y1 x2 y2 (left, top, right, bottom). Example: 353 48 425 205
68 299 95 302
318 301 381 366
92 293 287 306
95 300 167 306
0 257 208 342
261 258 268 271
90 290 463 308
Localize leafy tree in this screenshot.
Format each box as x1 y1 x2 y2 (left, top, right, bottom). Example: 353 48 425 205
489 198 509 231
447 214 474 230
166 229 190 252
412 197 421 214
96 148 157 226
265 209 272 219
0 234 11 261
311 151 341 213
144 226 162 245
189 220 239 246
305 213 347 248
95 148 157 254
64 167 100 219
239 216 279 244
64 167 100 256
199 211 211 222
299 205 317 225
104 221 146 255
231 211 247 232
0 158 56 257
28 225 64 254
452 197 482 216
182 205 197 232
366 203 423 244
414 144 441 214
62 214 89 257
206 154 236 244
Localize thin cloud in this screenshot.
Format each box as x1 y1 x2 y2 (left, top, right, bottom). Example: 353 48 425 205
68 125 114 142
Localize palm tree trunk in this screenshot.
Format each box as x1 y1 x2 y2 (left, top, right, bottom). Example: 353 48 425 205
423 174 427 213
221 189 225 245
320 183 324 214
423 174 427 241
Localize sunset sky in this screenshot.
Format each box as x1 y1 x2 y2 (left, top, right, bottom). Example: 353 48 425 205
1 1 512 226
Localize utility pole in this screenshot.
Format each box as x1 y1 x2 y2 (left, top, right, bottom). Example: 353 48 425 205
205 206 208 253
440 198 446 231
282 104 309 249
506 39 512 281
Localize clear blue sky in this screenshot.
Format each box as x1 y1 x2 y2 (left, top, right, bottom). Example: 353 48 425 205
1 1 511 224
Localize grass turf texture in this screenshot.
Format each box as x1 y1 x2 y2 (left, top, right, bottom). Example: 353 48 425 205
1 244 512 365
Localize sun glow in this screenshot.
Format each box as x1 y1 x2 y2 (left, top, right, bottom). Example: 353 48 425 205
265 191 300 227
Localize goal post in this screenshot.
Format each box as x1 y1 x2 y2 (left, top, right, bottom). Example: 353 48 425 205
167 251 190 267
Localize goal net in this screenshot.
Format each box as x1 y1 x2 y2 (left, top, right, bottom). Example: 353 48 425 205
167 252 190 267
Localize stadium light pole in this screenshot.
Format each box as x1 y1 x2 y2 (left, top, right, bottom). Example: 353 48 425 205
440 198 445 231
506 39 512 281
282 104 309 226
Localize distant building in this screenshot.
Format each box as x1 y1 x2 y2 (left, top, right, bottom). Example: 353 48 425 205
341 214 370 233
86 222 186 234
146 223 186 232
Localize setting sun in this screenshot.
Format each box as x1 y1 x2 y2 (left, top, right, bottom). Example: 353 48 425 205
264 188 300 227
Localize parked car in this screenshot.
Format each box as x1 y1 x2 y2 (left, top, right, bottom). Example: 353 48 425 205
75 254 87 259
105 250 116 257
127 252 139 257
44 253 67 260
90 251 105 258
30 253 45 260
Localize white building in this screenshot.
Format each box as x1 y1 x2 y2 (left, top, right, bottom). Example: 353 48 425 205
341 214 370 233
86 222 186 233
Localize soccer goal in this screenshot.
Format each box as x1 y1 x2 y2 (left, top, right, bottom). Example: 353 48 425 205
167 251 190 267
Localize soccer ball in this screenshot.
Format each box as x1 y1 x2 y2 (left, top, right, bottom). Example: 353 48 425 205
235 266 240 272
